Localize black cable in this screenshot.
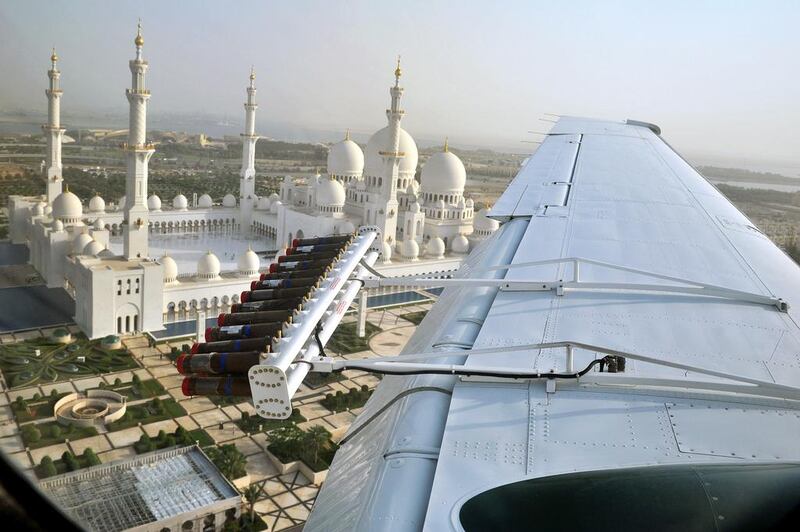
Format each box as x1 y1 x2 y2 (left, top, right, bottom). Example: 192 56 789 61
322 356 612 380
313 321 327 357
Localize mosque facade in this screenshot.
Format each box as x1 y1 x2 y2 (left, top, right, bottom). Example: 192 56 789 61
7 26 498 339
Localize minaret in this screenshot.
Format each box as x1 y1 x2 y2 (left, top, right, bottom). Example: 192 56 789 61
122 22 154 260
376 57 405 245
239 67 259 233
44 48 65 203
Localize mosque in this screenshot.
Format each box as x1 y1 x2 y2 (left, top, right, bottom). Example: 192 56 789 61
7 24 499 339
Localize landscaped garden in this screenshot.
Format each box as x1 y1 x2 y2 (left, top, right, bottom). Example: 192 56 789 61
134 426 214 454
327 321 381 355
321 385 373 413
0 334 138 388
302 371 345 389
236 409 306 435
102 374 165 400
106 397 186 432
205 444 248 481
35 448 101 479
11 389 69 422
267 425 338 472
20 421 98 449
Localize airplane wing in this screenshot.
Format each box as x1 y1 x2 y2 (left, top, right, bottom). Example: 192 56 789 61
306 117 800 531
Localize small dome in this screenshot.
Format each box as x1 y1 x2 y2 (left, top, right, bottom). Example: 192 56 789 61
44 204 52 215
316 177 346 207
426 237 445 259
405 180 420 196
72 232 94 254
237 247 260 277
198 194 213 208
474 208 500 232
410 201 421 213
222 194 237 207
160 254 178 283
381 241 393 263
457 197 466 209
32 202 45 216
365 126 418 177
52 220 64 232
421 150 466 195
98 248 115 258
53 190 83 223
118 195 126 210
466 198 474 208
197 251 221 280
338 221 356 234
401 238 419 261
148 194 162 211
327 136 365 177
88 194 105 213
83 239 104 256
257 196 271 210
172 194 188 210
93 218 105 230
268 192 280 203
270 200 282 214
452 234 470 254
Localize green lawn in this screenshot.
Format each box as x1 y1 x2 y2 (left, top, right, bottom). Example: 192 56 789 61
11 392 69 423
327 321 381 355
20 421 98 450
107 398 187 432
0 336 139 389
34 450 100 479
105 378 165 400
400 310 428 325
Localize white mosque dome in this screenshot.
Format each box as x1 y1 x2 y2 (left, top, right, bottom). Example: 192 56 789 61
327 136 364 176
452 234 470 254
72 232 94 254
270 200 282 214
238 247 260 277
364 126 418 177
160 254 178 283
257 196 271 210
198 194 213 208
222 194 237 207
93 218 105 230
316 177 346 207
410 201 421 213
147 194 162 211
474 208 500 232
172 194 188 210
98 248 115 258
400 238 420 261
118 195 126 210
268 192 280 203
83 239 104 256
88 194 105 213
466 198 474 208
197 251 221 280
421 150 466 195
32 202 45 216
338 220 356 234
53 190 83 224
381 241 393 263
52 220 64 232
426 236 445 259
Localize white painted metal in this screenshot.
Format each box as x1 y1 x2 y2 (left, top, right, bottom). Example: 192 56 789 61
307 117 800 532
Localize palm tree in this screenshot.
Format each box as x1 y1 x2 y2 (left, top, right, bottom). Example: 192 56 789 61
307 426 330 466
242 484 260 525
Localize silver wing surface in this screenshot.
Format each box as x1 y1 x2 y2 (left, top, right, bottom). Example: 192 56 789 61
306 117 800 531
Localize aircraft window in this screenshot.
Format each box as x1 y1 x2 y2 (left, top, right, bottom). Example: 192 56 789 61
460 464 800 532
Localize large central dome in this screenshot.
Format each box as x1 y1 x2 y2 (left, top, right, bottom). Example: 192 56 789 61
364 126 418 177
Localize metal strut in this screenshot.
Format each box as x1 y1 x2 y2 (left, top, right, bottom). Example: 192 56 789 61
363 257 788 312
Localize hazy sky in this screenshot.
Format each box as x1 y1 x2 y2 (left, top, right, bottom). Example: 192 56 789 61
1 0 798 163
